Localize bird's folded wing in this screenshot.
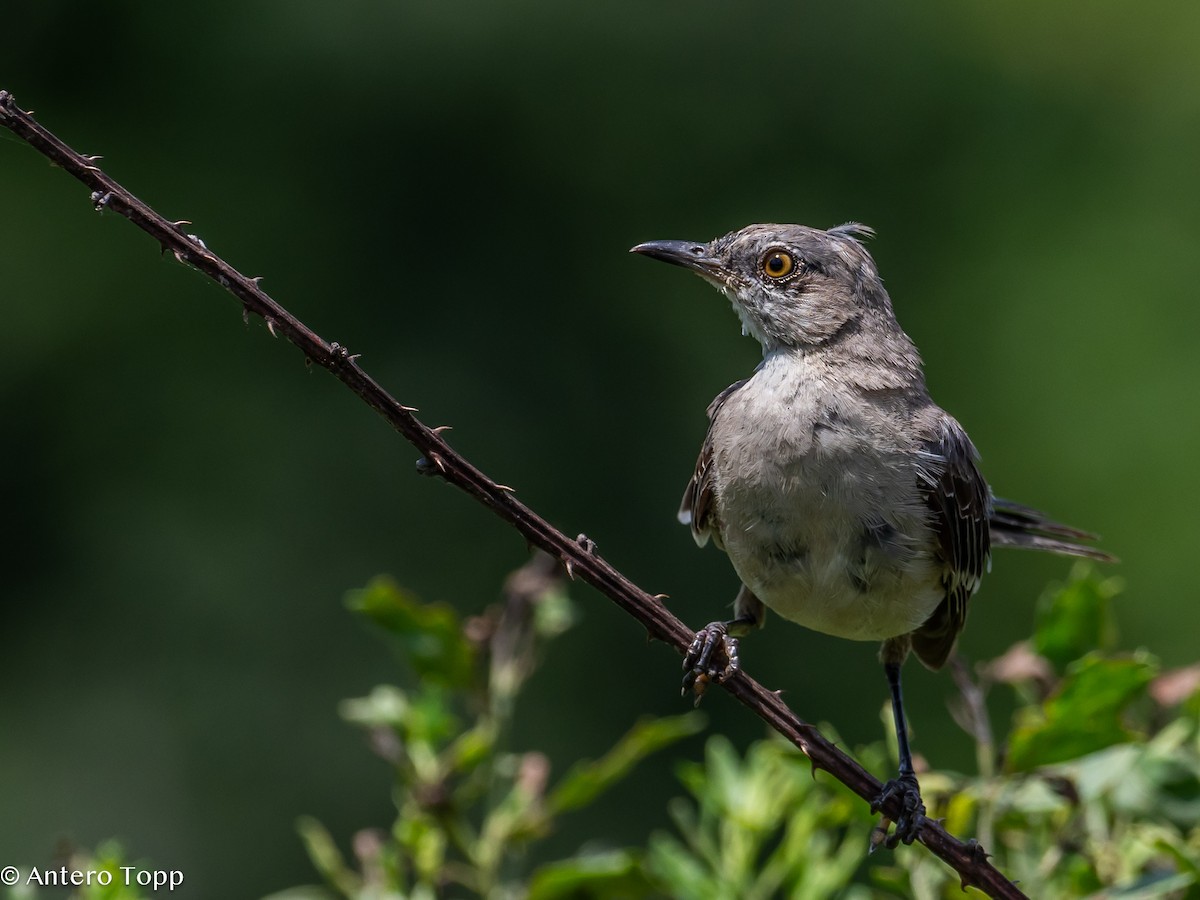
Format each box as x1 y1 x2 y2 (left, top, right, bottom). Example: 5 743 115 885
679 378 748 547
911 414 992 669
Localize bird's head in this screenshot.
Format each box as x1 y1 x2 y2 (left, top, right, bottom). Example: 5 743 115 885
631 222 891 353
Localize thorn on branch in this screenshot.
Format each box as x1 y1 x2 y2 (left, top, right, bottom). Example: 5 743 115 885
958 845 992 892
652 593 670 601
431 425 453 436
796 724 819 757
494 483 516 494
242 305 250 326
563 538 596 581
416 453 447 477
265 317 278 338
964 838 991 864
171 220 193 231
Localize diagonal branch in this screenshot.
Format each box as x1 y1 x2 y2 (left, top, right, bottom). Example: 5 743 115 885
0 90 1025 899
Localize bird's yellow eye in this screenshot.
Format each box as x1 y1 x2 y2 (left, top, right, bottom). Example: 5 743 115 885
763 250 795 279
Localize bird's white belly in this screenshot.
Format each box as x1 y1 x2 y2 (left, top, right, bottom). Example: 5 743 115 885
719 492 944 641
755 547 942 640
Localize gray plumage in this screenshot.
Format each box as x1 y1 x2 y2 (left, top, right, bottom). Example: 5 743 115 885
635 222 1108 670
631 223 1111 846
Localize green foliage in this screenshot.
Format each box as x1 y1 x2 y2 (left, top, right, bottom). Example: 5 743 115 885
271 558 705 899
646 734 875 900
640 566 1200 898
1006 652 1156 771
347 581 476 689
548 716 707 816
15 564 1193 899
1033 567 1121 670
268 561 1200 898
16 563 1191 900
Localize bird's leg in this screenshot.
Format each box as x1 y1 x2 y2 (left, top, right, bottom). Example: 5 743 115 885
870 644 927 849
682 584 764 704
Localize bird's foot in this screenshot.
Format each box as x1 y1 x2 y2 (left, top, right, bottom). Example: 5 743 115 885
681 621 740 705
869 772 926 850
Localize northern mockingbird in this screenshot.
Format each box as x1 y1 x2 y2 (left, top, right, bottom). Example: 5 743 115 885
631 223 1111 847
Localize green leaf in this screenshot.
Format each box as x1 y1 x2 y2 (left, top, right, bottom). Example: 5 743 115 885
645 832 716 898
647 734 874 900
1083 870 1197 898
394 814 447 883
295 816 362 898
340 682 459 750
405 684 461 744
346 577 475 688
714 737 805 833
1052 724 1200 826
527 850 655 899
445 722 497 775
548 713 706 814
531 581 576 639
1007 653 1156 772
259 889 338 900
339 684 410 729
1034 564 1121 669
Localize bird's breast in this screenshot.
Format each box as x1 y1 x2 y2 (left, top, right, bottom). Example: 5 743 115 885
707 356 942 640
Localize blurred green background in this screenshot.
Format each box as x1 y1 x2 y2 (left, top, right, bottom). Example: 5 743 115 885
2 2 1197 896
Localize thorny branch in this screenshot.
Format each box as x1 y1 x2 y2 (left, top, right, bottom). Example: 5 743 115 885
0 90 1026 899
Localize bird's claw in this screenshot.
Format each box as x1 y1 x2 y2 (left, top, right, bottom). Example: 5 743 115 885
681 621 740 705
869 772 926 849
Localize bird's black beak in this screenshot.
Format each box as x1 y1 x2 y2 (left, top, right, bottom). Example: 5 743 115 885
629 239 725 280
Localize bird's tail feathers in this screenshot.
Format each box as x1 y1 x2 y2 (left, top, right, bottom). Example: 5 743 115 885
990 497 1116 562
